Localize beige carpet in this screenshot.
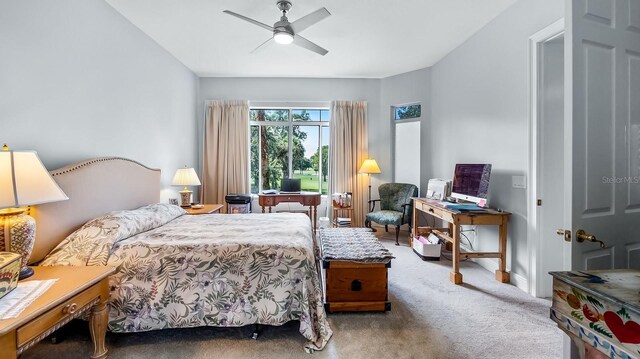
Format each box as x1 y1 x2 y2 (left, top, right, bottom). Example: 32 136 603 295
23 229 563 359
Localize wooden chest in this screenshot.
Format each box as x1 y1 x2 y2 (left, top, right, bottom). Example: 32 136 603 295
323 260 390 313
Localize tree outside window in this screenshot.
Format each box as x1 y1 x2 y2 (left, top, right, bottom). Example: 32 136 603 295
250 108 330 194
394 103 421 120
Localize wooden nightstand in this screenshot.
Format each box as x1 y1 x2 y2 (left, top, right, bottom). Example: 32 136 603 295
184 204 223 215
332 205 353 227
0 266 114 359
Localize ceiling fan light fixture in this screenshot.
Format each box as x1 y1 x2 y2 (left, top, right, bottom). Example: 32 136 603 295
273 31 294 44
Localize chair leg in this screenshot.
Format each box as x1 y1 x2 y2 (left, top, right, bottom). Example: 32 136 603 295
385 225 388 232
395 226 400 245
366 219 377 232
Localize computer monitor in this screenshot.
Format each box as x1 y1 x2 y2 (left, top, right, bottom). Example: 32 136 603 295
280 178 301 193
451 164 492 204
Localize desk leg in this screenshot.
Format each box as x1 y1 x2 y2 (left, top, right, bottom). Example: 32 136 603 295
89 297 109 359
450 224 463 284
261 205 265 213
268 206 272 213
411 206 418 247
495 216 510 283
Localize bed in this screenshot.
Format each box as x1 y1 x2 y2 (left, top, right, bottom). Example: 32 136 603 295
30 157 332 352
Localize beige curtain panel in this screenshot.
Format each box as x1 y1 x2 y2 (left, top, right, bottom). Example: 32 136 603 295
329 100 369 227
201 100 250 212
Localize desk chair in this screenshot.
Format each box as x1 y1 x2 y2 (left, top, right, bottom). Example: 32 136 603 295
365 183 418 245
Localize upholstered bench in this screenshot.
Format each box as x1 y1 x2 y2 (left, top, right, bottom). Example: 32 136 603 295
318 227 394 313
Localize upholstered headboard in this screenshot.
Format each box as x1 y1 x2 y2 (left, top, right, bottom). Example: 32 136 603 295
30 157 161 263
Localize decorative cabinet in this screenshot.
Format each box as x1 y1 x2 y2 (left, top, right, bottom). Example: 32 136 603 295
550 270 640 359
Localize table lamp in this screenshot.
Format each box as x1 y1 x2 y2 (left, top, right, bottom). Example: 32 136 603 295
0 144 68 279
358 158 381 212
171 167 201 207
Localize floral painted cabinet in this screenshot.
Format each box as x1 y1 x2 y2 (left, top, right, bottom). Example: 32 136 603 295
550 270 640 359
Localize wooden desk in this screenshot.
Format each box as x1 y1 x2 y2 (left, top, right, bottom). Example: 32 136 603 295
0 266 115 359
183 204 223 215
258 192 321 233
412 198 511 285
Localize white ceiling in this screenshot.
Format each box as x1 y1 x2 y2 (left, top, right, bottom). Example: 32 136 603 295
106 0 517 78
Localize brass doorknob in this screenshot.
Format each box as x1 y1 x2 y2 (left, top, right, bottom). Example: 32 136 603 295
576 229 605 248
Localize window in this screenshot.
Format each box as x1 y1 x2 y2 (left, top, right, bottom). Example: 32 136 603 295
250 108 330 194
393 103 421 121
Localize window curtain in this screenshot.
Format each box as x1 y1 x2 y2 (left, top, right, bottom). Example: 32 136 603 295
329 100 369 227
201 100 250 212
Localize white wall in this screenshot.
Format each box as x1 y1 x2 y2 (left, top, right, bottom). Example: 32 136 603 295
0 0 199 201
428 0 564 287
380 68 432 195
198 77 389 214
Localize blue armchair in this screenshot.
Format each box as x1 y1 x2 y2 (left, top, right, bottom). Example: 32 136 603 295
365 183 418 245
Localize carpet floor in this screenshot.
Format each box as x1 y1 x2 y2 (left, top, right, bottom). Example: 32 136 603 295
22 229 563 359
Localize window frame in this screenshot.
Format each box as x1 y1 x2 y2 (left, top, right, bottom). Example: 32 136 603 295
249 106 330 194
392 102 422 122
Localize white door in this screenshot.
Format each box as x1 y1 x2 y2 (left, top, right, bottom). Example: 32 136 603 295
395 121 421 188
566 0 640 269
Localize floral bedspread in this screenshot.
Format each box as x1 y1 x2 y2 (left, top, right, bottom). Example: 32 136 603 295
41 204 332 351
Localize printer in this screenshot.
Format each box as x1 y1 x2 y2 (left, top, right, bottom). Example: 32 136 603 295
426 179 451 200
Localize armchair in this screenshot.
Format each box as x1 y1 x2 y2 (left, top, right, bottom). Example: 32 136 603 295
365 183 418 245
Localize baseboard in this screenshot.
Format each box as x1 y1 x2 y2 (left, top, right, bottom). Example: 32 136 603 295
472 257 528 293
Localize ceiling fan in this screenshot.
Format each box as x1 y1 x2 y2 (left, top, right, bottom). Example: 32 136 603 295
223 1 331 56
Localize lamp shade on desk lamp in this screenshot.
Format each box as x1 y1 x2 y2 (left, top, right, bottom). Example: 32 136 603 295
171 167 201 207
0 145 68 279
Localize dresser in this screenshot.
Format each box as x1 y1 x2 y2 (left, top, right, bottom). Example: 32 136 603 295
550 270 640 359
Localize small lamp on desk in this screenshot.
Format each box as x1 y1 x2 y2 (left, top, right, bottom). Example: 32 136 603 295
171 167 201 207
0 144 68 279
358 158 381 212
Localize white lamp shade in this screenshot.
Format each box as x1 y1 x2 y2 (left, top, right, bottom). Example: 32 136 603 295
0 150 68 209
358 159 382 174
171 167 201 187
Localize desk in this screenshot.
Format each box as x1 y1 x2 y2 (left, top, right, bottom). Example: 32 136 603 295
412 198 511 285
258 192 321 233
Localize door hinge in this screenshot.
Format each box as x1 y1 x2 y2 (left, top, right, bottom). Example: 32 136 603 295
537 199 542 206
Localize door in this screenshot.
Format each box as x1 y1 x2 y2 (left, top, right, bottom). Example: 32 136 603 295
566 0 640 270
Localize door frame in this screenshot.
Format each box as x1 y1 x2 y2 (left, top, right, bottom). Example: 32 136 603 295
527 18 570 297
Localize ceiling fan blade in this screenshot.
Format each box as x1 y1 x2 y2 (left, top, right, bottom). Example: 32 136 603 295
223 10 274 32
250 38 273 54
293 35 328 56
290 7 331 33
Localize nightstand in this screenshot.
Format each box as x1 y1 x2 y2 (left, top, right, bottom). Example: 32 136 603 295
184 204 223 215
0 266 114 359
332 205 353 227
